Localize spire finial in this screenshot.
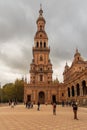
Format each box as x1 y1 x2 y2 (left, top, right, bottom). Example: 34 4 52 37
65 61 68 67
76 48 78 53
66 61 67 65
39 4 43 16
40 3 42 10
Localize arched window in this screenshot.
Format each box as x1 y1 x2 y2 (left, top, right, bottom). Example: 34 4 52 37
40 34 42 37
44 42 46 48
40 42 42 48
40 56 43 61
40 68 43 71
36 42 39 48
82 80 87 95
62 93 64 97
76 84 80 96
40 25 42 30
68 87 70 97
40 75 43 81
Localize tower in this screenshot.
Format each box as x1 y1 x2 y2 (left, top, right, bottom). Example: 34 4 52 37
24 6 60 104
30 6 53 84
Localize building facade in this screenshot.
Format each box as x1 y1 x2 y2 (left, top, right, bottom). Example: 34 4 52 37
63 49 87 104
24 7 87 105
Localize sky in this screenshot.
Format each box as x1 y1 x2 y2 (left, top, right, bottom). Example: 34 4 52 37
0 0 87 86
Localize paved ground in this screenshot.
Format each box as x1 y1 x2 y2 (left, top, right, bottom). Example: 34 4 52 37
0 104 87 130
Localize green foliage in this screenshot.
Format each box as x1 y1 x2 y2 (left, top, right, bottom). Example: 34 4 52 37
14 79 24 102
2 83 15 102
1 79 24 103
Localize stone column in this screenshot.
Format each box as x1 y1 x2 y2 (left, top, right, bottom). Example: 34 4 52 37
35 90 38 103
70 87 72 98
32 90 36 102
45 90 48 103
80 85 83 96
74 86 77 97
31 90 34 101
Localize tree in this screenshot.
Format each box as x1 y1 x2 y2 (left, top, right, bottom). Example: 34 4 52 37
14 79 24 102
2 83 15 102
2 79 24 103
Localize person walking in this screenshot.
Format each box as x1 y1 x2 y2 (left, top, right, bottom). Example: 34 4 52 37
53 102 56 115
37 101 40 111
11 101 14 108
72 102 78 120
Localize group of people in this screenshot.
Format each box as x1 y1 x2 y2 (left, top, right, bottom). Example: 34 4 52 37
9 100 17 108
25 100 78 119
25 101 40 110
25 101 33 109
61 101 72 107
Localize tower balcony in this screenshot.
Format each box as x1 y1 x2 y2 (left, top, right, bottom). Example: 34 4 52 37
30 70 53 73
33 47 50 52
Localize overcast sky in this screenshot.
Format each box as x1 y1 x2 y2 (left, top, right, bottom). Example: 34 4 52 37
0 0 87 86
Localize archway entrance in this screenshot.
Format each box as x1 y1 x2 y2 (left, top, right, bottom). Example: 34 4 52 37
52 95 56 103
68 87 70 97
82 80 87 95
27 95 31 102
72 86 75 97
38 91 45 104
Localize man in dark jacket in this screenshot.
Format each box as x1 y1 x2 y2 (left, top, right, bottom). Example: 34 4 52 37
37 101 40 111
72 102 78 120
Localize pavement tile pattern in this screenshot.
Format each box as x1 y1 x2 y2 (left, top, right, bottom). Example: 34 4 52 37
0 104 87 130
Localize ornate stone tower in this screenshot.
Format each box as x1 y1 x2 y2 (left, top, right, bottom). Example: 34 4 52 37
24 6 62 104
30 6 53 84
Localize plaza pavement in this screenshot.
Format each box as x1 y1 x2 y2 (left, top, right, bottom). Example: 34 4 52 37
0 104 87 130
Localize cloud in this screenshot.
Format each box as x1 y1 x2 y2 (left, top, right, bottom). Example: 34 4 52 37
0 0 35 43
0 0 87 86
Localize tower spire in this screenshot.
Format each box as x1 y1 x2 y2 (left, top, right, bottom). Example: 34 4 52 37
39 4 43 16
40 3 42 10
76 48 78 53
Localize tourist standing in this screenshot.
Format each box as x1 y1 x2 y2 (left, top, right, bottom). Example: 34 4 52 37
53 102 56 115
37 101 40 111
72 102 78 120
